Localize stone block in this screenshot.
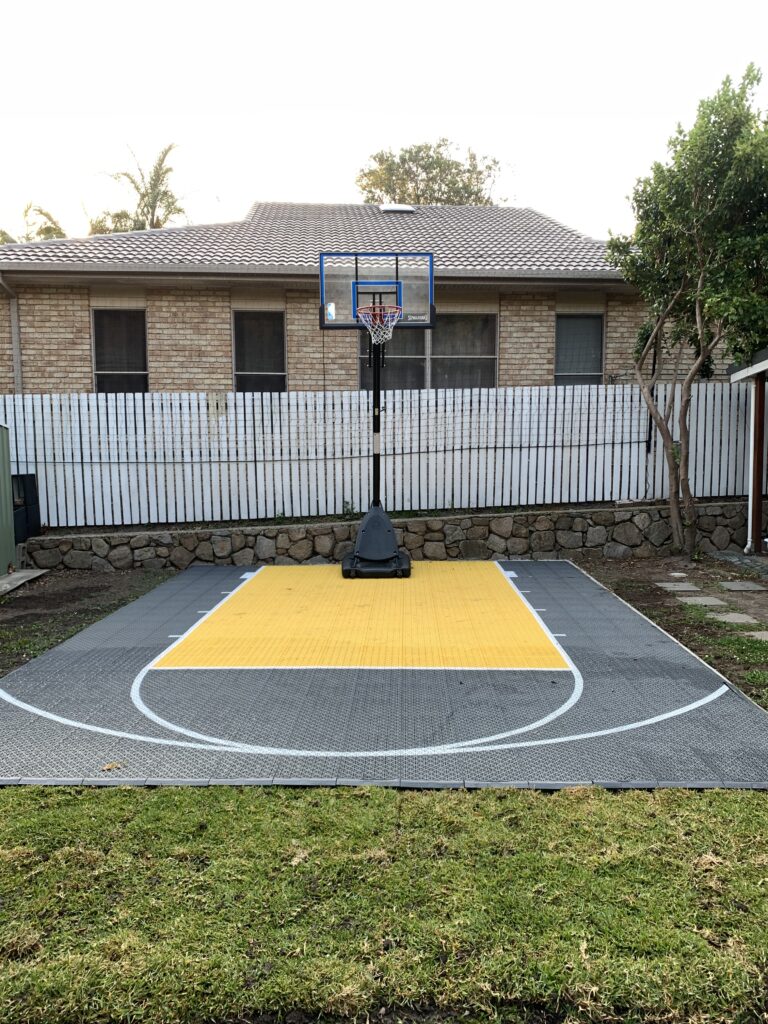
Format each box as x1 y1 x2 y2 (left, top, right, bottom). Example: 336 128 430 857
591 510 615 527
512 523 529 538
287 526 307 542
555 530 582 550
572 517 587 532
91 556 115 572
108 545 133 569
289 538 314 562
459 539 488 559
585 525 607 547
156 547 169 558
603 542 632 559
425 531 444 542
423 541 447 560
255 535 276 560
466 525 489 540
530 530 555 552
63 550 93 569
132 546 156 562
232 548 255 566
404 532 424 551
179 534 198 552
231 532 246 553
444 525 464 546
697 516 716 532
425 519 443 532
506 537 529 555
73 538 91 550
91 536 109 559
711 526 731 550
632 512 652 531
314 534 335 557
334 540 354 561
276 532 290 552
150 532 172 546
489 517 514 539
195 541 214 562
614 510 632 523
306 555 330 565
129 533 151 550
140 558 167 569
487 534 507 554
32 548 62 569
211 535 232 558
533 516 554 531
275 555 298 565
169 546 194 569
732 526 747 547
613 522 642 547
407 521 426 535
555 515 573 530
647 521 672 547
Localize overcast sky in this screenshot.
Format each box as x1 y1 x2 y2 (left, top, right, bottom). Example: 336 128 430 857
2 0 766 243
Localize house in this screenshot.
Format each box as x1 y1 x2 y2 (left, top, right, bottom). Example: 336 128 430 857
0 202 647 395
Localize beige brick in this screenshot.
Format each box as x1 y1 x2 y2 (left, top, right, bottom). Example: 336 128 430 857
285 291 358 391
498 293 556 385
18 286 92 392
0 295 13 393
146 288 232 391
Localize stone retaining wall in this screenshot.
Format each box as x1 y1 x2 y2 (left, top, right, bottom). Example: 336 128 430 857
26 502 751 572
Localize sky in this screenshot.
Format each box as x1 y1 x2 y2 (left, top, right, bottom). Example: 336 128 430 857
1 0 766 243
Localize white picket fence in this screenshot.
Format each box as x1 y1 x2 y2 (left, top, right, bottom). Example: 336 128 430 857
0 383 753 528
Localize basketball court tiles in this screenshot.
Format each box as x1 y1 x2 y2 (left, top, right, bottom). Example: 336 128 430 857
1 559 768 789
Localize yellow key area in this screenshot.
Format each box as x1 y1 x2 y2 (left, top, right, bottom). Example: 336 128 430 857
156 562 568 671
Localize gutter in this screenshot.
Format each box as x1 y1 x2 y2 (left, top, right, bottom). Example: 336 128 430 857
0 273 22 391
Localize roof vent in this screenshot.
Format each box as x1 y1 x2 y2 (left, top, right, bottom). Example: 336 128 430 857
378 203 416 213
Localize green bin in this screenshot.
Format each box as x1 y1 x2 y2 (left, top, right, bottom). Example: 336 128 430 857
0 425 16 574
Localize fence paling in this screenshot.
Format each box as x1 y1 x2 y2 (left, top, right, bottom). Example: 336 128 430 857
0 383 755 529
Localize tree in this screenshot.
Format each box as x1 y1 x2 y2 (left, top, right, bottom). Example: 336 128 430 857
19 204 66 241
0 229 15 244
608 67 768 556
356 138 501 205
89 144 185 234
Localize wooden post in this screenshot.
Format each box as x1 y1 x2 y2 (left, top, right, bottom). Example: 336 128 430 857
752 372 765 554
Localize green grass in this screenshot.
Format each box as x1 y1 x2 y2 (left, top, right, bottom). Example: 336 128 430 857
2 785 768 1023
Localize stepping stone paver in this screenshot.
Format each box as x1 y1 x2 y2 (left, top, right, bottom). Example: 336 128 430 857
656 582 700 592
719 581 767 592
678 596 728 607
744 631 768 642
709 612 759 624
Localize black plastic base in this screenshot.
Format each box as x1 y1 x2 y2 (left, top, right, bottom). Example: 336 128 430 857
341 504 412 579
341 551 412 579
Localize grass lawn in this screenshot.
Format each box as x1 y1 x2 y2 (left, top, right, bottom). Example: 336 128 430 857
2 785 768 1024
1 558 768 1023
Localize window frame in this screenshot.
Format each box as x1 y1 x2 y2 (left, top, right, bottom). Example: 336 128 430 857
358 312 498 390
91 307 149 393
554 313 605 387
231 308 288 393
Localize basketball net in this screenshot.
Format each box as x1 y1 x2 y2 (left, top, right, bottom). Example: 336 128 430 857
357 304 402 346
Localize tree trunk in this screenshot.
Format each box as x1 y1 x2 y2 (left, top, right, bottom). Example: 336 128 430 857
635 370 686 553
677 380 698 557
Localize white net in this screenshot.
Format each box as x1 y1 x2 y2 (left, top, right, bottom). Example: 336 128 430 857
358 304 402 345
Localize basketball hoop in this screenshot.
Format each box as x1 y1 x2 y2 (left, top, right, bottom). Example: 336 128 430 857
357 304 402 345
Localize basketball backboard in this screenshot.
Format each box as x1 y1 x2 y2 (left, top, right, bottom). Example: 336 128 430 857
319 252 434 330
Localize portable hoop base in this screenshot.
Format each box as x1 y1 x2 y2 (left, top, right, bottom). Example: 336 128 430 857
341 505 411 579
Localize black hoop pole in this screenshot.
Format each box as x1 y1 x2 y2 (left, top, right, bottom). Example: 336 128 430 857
372 338 382 507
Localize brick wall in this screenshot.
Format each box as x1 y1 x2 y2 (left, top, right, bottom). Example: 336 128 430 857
17 286 92 392
0 295 13 393
286 290 358 391
146 288 233 391
604 295 647 382
497 293 556 386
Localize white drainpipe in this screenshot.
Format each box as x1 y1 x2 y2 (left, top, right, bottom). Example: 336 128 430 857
0 273 22 392
746 376 756 554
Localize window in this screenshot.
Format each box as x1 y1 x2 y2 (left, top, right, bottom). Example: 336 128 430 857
359 313 497 390
555 315 604 385
233 311 286 392
93 309 148 393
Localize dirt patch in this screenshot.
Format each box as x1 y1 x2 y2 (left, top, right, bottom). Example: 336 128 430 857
0 568 173 677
